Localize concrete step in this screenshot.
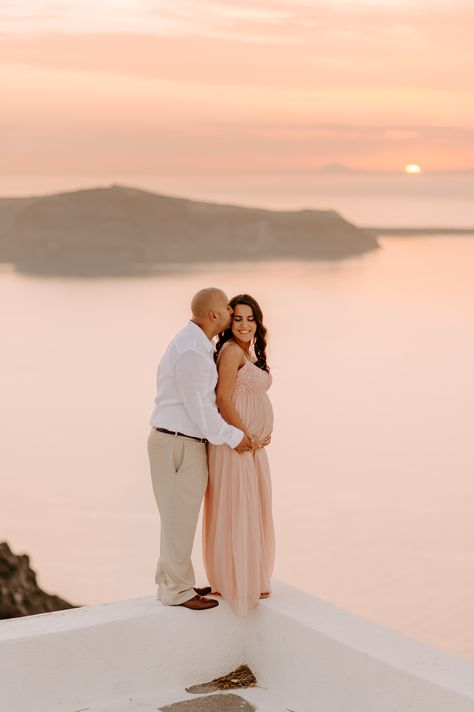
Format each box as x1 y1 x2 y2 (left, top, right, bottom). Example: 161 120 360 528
87 687 287 712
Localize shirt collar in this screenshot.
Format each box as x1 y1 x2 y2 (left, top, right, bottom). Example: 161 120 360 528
187 320 215 353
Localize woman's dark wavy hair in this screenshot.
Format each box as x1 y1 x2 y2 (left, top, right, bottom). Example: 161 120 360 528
215 294 269 372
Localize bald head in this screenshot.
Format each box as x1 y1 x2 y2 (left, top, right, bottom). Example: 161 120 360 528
191 288 227 319
191 287 232 338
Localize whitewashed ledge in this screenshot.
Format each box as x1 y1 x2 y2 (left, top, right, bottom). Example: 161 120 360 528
1 580 474 712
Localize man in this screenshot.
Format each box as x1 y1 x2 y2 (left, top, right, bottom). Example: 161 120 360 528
148 288 252 610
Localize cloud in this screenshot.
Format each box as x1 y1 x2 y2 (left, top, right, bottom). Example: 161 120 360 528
2 1 473 87
1 25 473 94
2 0 474 47
0 55 471 175
1 1 473 173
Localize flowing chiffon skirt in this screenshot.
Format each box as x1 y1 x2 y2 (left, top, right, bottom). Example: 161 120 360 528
203 361 275 616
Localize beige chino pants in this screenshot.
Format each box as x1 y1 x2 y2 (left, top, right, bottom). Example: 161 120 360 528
147 428 208 605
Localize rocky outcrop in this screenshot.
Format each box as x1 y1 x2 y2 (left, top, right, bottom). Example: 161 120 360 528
0 185 379 275
186 665 257 694
0 542 77 619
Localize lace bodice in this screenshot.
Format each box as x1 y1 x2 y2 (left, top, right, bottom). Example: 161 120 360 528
233 360 272 394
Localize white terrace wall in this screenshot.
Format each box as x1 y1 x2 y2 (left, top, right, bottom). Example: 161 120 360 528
0 596 246 712
246 582 474 712
1 580 474 712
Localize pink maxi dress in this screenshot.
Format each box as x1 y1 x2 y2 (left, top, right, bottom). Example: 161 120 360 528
203 359 275 617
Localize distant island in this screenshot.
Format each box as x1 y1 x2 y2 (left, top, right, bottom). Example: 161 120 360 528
0 185 379 276
367 227 474 235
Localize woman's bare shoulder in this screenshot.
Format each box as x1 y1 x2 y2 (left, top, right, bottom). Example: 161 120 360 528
217 340 245 367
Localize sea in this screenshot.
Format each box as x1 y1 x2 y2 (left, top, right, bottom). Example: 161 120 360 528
1 175 474 662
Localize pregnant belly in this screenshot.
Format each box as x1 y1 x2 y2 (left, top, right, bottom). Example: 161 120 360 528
234 392 274 441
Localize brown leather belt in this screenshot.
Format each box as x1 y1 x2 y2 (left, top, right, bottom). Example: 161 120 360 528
154 427 208 444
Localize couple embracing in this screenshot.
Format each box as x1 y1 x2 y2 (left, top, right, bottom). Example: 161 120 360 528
147 288 275 616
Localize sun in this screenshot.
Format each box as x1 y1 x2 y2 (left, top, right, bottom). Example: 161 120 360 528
404 164 422 174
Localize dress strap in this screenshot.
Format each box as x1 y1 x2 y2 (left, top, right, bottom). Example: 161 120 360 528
217 339 252 366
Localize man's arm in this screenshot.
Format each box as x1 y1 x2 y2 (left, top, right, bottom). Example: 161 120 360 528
174 350 244 448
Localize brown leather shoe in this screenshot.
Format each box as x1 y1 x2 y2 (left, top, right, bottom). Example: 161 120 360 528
194 586 212 596
178 595 219 610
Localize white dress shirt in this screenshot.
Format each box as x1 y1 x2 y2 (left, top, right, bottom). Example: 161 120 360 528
150 321 243 448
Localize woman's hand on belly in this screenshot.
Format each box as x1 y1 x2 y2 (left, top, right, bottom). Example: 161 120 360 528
250 433 272 449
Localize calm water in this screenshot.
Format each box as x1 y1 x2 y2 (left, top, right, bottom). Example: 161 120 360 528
1 237 474 661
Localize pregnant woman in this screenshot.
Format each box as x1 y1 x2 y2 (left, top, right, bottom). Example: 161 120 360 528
203 293 275 616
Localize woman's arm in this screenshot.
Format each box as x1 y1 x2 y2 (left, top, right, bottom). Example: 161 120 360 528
216 343 249 435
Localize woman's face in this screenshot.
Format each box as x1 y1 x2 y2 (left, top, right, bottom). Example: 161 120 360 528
231 303 257 344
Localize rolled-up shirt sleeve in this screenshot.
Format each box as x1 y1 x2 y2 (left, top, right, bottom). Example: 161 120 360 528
174 350 243 448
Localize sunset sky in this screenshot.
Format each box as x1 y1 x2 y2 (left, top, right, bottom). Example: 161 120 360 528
1 0 474 184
